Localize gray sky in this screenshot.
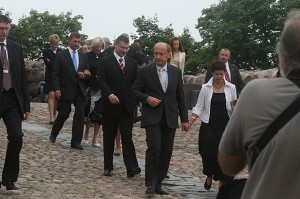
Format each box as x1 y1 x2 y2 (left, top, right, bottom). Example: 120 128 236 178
3 0 219 42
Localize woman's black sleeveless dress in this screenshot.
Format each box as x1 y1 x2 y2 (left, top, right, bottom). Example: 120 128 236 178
199 92 233 183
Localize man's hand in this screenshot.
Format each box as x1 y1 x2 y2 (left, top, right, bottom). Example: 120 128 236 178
83 69 91 77
23 112 30 120
146 96 161 108
108 94 120 104
55 90 61 99
181 122 190 132
78 70 90 79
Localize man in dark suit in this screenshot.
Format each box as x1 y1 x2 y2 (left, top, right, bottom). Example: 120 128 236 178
132 42 189 195
205 48 244 94
0 15 30 190
49 32 90 150
97 35 141 177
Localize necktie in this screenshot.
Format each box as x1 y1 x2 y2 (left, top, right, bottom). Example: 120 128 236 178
158 68 166 92
119 58 124 73
72 50 78 72
225 69 230 82
1 43 11 90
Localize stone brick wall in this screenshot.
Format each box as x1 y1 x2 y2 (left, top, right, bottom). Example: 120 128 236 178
25 60 278 104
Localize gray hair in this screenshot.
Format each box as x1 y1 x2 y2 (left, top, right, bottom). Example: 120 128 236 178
90 37 104 49
102 37 111 46
277 10 300 74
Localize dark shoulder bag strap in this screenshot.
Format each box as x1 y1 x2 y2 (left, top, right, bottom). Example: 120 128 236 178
251 79 300 167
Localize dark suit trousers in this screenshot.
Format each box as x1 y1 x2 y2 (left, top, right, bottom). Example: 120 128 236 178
102 106 139 171
0 88 23 182
145 114 176 187
51 85 85 145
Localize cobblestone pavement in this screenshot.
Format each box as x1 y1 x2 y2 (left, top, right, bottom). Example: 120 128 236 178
0 102 248 198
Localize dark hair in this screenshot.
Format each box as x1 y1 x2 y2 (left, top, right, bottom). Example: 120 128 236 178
0 15 11 24
170 36 184 52
115 35 129 45
211 61 226 73
69 32 81 40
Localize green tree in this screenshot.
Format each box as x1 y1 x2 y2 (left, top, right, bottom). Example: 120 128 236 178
132 15 174 62
196 0 300 70
9 10 86 60
132 15 195 72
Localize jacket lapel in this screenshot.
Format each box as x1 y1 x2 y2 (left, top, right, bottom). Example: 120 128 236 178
64 49 76 72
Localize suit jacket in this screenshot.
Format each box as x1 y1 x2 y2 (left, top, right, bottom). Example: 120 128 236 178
97 54 138 116
0 39 30 114
42 48 62 81
205 63 244 94
132 63 189 128
53 48 90 100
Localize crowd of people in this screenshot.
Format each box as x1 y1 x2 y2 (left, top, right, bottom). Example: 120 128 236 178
2 9 300 198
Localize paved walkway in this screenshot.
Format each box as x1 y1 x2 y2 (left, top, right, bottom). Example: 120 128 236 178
0 102 247 198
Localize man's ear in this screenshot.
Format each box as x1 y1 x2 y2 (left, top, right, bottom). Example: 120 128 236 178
279 53 288 75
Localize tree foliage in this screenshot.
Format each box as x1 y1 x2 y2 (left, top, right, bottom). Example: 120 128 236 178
9 10 86 60
131 15 194 67
196 0 300 70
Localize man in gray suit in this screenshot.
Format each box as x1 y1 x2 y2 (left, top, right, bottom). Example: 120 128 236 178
0 15 30 190
49 32 90 150
133 42 189 195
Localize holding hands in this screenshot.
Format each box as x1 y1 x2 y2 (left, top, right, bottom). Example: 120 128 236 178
189 114 198 127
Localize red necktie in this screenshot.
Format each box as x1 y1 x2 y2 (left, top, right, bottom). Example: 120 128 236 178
225 69 230 82
119 58 124 73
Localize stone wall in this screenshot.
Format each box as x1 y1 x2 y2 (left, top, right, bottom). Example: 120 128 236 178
25 60 278 105
25 60 45 101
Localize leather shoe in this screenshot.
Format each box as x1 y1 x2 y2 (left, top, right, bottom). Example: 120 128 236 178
204 176 212 190
156 186 168 195
127 167 141 177
1 181 18 190
71 143 83 150
103 170 113 176
49 135 56 143
145 186 155 194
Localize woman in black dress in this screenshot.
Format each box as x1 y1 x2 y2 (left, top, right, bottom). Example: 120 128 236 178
189 61 237 189
42 34 62 124
82 37 105 147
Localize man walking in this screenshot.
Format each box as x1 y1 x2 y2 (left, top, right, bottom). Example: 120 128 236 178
49 32 90 150
133 42 189 195
97 35 140 177
0 15 30 190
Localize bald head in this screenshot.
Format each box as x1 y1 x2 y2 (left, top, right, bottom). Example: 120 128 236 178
153 42 171 67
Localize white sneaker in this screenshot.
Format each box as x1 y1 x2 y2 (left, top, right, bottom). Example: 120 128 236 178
92 143 101 147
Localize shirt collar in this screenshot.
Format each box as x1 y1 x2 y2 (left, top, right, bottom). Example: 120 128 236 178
68 47 77 53
0 39 7 46
156 63 168 71
114 51 124 61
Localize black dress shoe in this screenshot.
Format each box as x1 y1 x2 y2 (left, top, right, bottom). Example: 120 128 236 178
145 186 155 194
1 181 18 190
204 176 212 190
49 136 56 143
103 170 113 176
156 186 168 195
71 143 83 150
127 167 141 177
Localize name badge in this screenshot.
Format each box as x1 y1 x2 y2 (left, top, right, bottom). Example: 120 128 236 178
3 69 8 73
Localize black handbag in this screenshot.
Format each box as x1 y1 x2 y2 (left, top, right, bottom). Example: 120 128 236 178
217 79 300 199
